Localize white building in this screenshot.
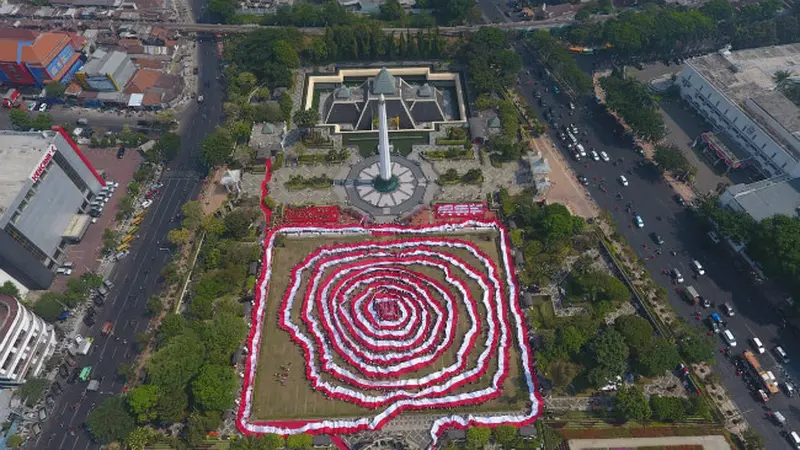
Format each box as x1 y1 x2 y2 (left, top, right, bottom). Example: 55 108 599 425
719 175 800 221
676 44 800 179
0 294 57 385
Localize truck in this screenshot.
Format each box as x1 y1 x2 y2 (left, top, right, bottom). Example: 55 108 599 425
2 88 21 108
742 350 780 396
683 285 701 304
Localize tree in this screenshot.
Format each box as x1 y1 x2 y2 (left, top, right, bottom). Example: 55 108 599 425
125 427 156 450
231 435 285 450
650 395 688 422
207 0 236 23
199 312 247 365
614 385 651 422
678 328 716 364
0 281 20 298
293 108 320 129
118 195 135 218
181 200 205 230
654 144 693 179
146 295 163 317
224 209 256 239
6 434 23 448
273 40 301 69
191 364 237 411
600 75 666 142
201 215 226 237
147 331 205 391
185 411 222 446
45 81 67 98
635 337 681 377
466 427 491 450
201 128 234 168
380 0 406 21
279 92 293 121
150 132 181 163
430 0 475 24
742 427 765 450
747 215 800 297
587 328 629 387
9 109 30 129
127 385 161 423
167 228 192 247
547 360 581 391
87 396 136 443
155 388 188 424
614 315 654 353
33 293 65 322
286 433 313 450
19 378 48 406
29 113 53 131
492 424 518 448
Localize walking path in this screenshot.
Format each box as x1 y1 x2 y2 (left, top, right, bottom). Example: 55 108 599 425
569 434 730 450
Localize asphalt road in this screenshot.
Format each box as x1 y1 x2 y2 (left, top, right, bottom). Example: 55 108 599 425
31 38 223 450
515 49 800 448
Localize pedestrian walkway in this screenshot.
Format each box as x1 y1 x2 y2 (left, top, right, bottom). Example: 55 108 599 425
569 434 730 450
529 136 598 219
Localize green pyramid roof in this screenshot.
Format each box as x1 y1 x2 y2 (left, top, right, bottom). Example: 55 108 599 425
335 86 351 99
488 116 501 128
371 67 396 96
418 83 433 97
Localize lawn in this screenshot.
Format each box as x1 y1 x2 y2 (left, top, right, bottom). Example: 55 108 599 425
248 230 532 422
342 132 429 158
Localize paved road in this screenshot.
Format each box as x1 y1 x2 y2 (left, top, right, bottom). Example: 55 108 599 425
30 35 223 450
515 51 800 449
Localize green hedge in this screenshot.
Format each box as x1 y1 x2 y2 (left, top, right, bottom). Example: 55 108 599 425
435 138 470 146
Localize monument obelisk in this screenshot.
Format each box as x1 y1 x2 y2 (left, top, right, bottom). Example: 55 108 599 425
374 93 398 192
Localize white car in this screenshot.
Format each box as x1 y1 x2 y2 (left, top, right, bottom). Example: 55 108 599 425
723 329 737 347
105 181 119 189
690 260 705 275
590 150 600 161
635 215 644 228
600 151 610 162
38 102 48 112
141 199 153 209
619 175 629 187
56 267 72 275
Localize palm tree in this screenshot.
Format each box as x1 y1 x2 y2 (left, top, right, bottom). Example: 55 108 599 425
773 70 794 87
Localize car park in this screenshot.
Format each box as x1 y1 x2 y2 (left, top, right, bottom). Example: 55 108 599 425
590 150 600 161
634 215 644 228
575 143 586 157
142 199 153 208
775 346 790 363
103 279 114 289
619 175 629 186
722 302 735 317
723 329 737 347
690 260 705 275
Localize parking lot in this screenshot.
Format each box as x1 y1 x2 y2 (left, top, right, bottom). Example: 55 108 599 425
50 145 143 291
0 101 163 135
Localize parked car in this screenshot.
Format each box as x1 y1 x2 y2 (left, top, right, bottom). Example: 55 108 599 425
634 215 644 228
619 175 629 186
141 199 153 209
600 151 610 162
38 102 47 112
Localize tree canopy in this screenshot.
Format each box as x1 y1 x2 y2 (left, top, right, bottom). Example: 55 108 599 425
527 30 593 94
587 328 629 387
87 397 136 443
654 144 694 180
600 75 666 143
200 128 234 168
464 28 522 95
614 385 651 422
191 364 238 411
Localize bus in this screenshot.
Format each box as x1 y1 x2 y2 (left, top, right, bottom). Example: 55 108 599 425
116 243 130 253
79 366 92 382
742 350 779 395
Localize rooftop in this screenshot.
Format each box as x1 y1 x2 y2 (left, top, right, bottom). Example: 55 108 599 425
0 131 58 215
82 49 129 76
726 176 800 221
688 44 800 105
688 44 800 161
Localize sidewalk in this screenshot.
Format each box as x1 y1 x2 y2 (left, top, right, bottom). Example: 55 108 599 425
569 435 730 450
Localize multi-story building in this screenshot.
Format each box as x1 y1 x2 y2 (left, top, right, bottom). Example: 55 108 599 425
0 128 105 290
676 44 800 179
0 294 57 385
75 48 136 92
0 29 84 87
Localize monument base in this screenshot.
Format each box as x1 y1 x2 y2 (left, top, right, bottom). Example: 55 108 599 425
373 175 399 193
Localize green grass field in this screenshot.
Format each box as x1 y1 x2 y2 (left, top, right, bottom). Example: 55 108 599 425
249 231 530 421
